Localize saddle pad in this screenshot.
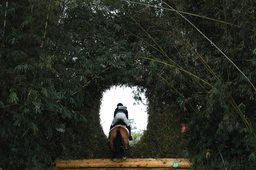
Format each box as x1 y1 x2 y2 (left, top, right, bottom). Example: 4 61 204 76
110 125 129 135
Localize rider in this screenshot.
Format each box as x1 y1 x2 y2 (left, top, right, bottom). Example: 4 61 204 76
110 103 133 140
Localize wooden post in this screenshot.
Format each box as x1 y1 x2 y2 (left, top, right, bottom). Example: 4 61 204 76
55 158 192 169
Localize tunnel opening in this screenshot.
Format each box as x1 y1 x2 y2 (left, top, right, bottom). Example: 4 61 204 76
99 85 148 145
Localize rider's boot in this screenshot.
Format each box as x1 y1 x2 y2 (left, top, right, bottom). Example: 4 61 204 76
127 126 133 140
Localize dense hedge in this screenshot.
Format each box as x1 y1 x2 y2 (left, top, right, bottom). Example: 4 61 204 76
1 0 256 169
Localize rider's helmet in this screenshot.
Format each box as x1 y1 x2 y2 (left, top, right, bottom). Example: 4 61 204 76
117 103 123 107
117 103 127 110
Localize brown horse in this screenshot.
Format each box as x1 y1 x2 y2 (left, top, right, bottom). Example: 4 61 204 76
109 125 129 160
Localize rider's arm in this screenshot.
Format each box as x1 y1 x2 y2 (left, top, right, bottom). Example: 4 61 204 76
125 110 128 119
114 108 118 117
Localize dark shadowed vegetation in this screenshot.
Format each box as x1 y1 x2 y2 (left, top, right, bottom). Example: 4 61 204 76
0 0 256 169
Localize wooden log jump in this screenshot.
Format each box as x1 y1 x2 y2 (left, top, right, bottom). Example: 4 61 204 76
55 158 192 169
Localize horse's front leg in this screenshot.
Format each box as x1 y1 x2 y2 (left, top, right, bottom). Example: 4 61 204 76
111 152 117 161
122 137 129 160
122 148 127 160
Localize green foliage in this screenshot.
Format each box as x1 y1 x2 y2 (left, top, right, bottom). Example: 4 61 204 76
1 0 256 169
130 130 144 147
132 100 184 158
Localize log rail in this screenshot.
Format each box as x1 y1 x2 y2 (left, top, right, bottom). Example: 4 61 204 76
55 158 192 169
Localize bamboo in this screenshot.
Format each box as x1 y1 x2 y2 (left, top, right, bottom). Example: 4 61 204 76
55 158 192 169
161 0 256 93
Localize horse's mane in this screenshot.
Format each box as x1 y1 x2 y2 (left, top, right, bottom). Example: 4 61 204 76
109 125 129 159
114 129 123 153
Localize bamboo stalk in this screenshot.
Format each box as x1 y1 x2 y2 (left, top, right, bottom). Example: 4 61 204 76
55 158 192 169
140 56 214 88
121 0 239 27
3 1 8 28
161 0 256 93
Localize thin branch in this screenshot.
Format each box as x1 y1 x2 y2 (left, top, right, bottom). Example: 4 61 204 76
218 149 227 170
140 56 214 88
120 6 181 69
121 0 239 27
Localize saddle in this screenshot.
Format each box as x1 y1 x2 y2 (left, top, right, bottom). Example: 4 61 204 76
110 120 129 134
109 125 129 135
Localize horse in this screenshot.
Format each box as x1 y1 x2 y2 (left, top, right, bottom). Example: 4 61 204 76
109 123 129 161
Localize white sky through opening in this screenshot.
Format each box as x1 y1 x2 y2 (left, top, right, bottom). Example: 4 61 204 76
99 85 148 136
